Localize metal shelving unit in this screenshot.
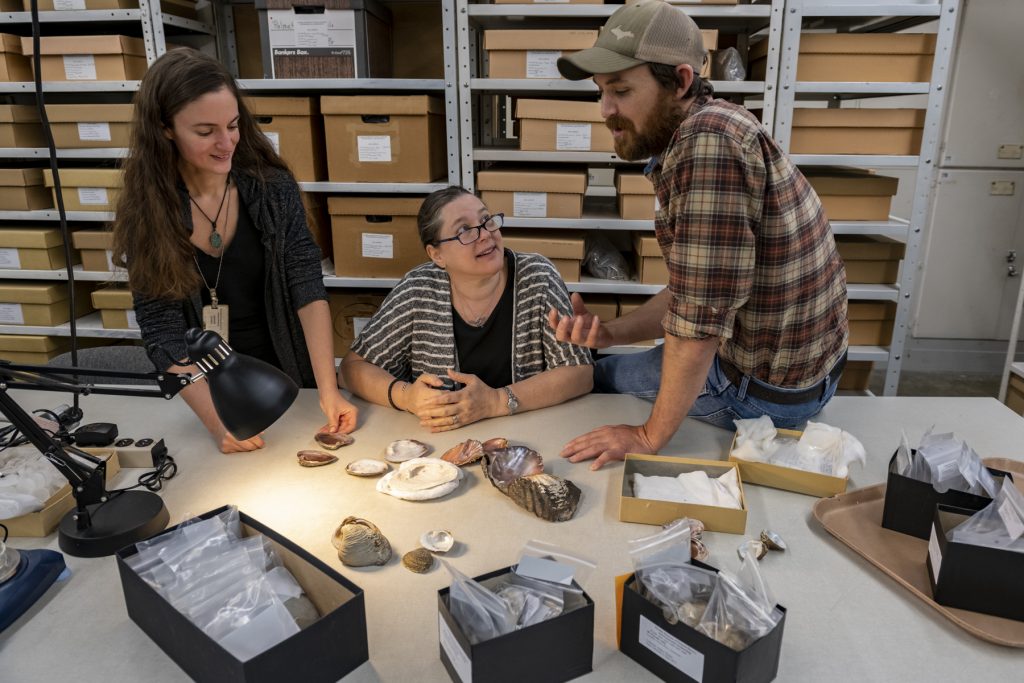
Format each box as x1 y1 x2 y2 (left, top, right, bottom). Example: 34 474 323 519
0 148 127 158
0 312 139 340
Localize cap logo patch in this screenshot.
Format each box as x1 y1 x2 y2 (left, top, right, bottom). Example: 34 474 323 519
610 26 635 41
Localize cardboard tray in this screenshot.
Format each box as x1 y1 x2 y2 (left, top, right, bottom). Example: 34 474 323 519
728 428 848 498
812 457 1024 648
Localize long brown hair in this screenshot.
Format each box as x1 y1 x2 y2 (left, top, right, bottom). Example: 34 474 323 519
113 48 288 300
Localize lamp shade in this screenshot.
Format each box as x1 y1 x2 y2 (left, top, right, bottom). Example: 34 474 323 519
184 329 299 440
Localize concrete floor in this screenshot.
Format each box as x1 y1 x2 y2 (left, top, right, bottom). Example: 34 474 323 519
861 370 1002 398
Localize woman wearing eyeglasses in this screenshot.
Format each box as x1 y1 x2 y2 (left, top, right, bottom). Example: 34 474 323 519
339 187 593 431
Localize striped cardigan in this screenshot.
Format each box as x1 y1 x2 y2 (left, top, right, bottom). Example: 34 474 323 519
350 250 593 385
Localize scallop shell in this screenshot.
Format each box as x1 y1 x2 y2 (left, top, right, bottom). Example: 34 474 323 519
345 459 390 477
297 450 338 467
482 446 544 492
385 439 432 463
314 432 354 450
376 457 464 501
441 439 484 466
737 539 767 561
331 517 391 567
482 437 509 452
402 547 434 573
420 529 454 553
760 530 787 552
504 473 582 523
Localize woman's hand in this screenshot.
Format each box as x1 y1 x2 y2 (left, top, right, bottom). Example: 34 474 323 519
216 427 265 454
419 370 502 432
319 388 359 434
400 373 450 418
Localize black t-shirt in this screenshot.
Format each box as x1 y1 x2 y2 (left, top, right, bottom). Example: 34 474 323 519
452 254 515 388
195 207 281 368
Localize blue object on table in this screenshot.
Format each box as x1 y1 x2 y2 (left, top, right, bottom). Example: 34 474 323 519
0 548 67 633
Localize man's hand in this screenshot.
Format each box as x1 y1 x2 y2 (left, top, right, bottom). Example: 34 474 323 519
548 293 614 349
560 423 658 471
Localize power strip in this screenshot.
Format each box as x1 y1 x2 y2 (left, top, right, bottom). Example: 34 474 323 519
82 438 168 469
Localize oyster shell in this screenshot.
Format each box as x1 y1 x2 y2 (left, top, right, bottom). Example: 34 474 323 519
296 450 338 467
482 437 509 452
376 457 464 501
331 517 391 567
402 547 434 573
420 529 454 553
737 539 768 561
385 439 432 463
483 446 544 492
504 473 582 523
314 432 354 450
441 439 484 466
345 459 390 477
760 530 787 552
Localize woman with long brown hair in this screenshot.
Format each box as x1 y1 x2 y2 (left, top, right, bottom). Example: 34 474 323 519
113 48 357 452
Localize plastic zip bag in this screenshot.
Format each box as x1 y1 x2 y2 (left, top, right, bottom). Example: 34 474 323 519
442 559 517 645
583 233 630 281
515 539 595 595
696 546 781 651
949 478 1024 553
488 573 566 629
711 47 746 81
125 506 241 575
628 522 717 625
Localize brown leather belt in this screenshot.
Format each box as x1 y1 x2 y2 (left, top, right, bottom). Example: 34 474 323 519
719 353 847 405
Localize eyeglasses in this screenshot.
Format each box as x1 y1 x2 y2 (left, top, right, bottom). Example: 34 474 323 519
434 213 504 246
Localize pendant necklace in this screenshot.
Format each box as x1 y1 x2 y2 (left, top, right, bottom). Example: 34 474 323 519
189 176 231 249
454 271 503 328
192 188 232 339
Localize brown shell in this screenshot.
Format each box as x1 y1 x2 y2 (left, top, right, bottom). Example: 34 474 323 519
481 447 544 492
504 473 582 523
297 450 338 467
331 517 392 567
482 437 510 453
402 547 434 573
315 432 354 450
691 539 710 563
441 439 484 467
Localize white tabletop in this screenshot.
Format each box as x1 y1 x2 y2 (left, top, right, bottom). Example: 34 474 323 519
1 391 1022 682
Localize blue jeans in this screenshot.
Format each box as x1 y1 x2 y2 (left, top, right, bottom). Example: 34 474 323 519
593 346 838 430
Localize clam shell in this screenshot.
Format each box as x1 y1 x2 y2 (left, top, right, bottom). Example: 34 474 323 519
331 517 391 567
376 457 464 501
346 459 390 477
314 432 354 450
297 450 338 467
482 437 509 452
760 529 787 551
662 517 705 540
482 446 544 492
737 539 767 561
441 439 484 466
402 547 434 573
420 529 454 553
504 473 582 522
385 439 432 463
691 538 710 563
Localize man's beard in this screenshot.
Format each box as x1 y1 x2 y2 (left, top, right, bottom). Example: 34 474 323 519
606 92 685 161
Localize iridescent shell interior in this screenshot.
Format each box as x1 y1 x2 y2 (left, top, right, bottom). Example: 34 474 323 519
485 446 544 486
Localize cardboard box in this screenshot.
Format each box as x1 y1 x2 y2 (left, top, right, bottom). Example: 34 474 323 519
581 294 617 324
751 33 935 83
848 301 896 346
804 169 898 221
322 95 445 182
516 99 613 153
484 30 598 79
477 168 587 219
790 109 926 156
302 192 331 258
160 0 199 21
0 227 77 270
233 2 265 79
838 359 871 391
246 97 326 182
881 451 1010 540
728 428 847 497
0 333 70 364
620 454 748 533
328 196 426 278
0 168 53 211
0 450 119 537
836 236 904 284
116 506 369 683
44 103 133 148
619 565 785 683
0 104 46 148
21 35 149 82
27 0 138 9
619 295 661 346
617 172 658 220
0 280 94 325
1006 372 1024 415
0 33 31 82
437 565 594 683
632 233 667 285
91 286 136 330
42 169 122 212
328 291 384 356
390 1 444 79
71 229 115 272
501 230 584 282
927 504 1024 622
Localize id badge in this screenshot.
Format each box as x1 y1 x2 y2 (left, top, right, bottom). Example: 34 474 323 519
202 304 229 341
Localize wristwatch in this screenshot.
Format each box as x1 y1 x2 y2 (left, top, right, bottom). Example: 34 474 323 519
504 386 520 416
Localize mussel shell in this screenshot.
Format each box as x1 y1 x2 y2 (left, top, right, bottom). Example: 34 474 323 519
332 517 392 567
760 529 787 551
297 450 339 467
385 439 432 463
441 439 484 466
315 432 354 450
482 437 509 452
481 447 544 492
420 529 454 553
345 459 390 477
402 547 434 573
504 473 581 522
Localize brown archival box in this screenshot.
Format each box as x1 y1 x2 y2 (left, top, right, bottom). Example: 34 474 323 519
328 196 427 278
848 301 896 346
790 109 925 156
751 33 935 82
632 233 667 285
484 30 598 79
44 103 133 148
328 291 385 357
21 35 149 82
501 230 584 283
516 99 613 153
0 168 53 211
616 172 658 220
246 96 326 183
0 280 94 325
0 333 70 364
836 236 905 285
0 104 45 148
71 229 115 272
43 168 122 212
0 33 31 82
91 286 135 329
0 227 77 270
478 168 587 219
805 169 899 221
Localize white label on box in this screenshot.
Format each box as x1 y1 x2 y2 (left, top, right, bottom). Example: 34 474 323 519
77 122 112 142
294 16 331 48
54 0 86 9
361 233 393 259
526 51 562 79
106 250 115 272
0 248 21 269
126 309 139 330
0 303 25 325
515 555 575 585
998 498 1024 541
357 135 392 162
556 123 592 151
655 196 661 211
639 615 705 681
513 192 547 218
78 187 109 206
353 316 371 339
438 613 473 683
263 131 281 154
927 527 942 580
63 55 97 81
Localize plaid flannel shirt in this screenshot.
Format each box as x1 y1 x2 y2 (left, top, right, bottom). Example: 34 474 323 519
648 96 848 389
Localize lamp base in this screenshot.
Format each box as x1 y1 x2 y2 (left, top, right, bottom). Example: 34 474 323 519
58 491 169 558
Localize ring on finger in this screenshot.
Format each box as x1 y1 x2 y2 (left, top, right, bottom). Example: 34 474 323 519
451 414 459 425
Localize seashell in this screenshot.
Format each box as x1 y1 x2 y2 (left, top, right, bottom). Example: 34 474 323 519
296 450 338 467
385 439 432 463
760 529 787 552
402 547 434 573
315 432 354 450
504 473 581 522
345 459 390 477
690 538 710 563
737 539 768 561
672 600 708 627
482 446 544 492
331 517 391 567
376 457 464 501
662 517 705 541
420 529 454 553
441 439 484 466
482 437 509 453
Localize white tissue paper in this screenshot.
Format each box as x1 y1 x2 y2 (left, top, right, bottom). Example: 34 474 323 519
731 415 777 462
0 448 68 518
633 468 743 509
730 417 865 478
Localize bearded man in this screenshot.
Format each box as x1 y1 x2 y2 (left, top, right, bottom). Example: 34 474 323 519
549 0 849 470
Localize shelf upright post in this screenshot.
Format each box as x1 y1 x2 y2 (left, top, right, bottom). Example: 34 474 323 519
759 0 787 133
142 0 168 59
454 0 474 190
772 0 804 152
442 0 463 186
213 0 241 78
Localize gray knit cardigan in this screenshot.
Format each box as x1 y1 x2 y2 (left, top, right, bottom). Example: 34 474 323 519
350 250 593 386
131 168 326 387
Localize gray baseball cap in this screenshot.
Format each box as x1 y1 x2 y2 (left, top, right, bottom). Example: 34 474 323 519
557 0 707 80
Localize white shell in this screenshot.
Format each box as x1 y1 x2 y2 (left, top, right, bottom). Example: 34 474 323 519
376 457 464 501
385 439 432 463
420 529 455 553
346 459 390 477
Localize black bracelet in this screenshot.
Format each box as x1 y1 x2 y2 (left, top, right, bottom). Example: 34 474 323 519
387 378 403 410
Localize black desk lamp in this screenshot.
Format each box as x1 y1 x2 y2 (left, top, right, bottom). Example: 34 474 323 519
0 329 299 557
